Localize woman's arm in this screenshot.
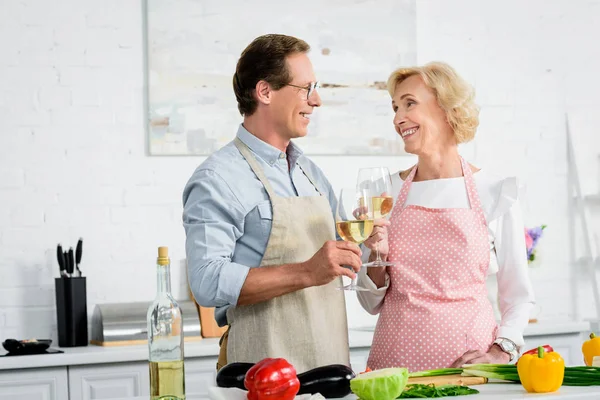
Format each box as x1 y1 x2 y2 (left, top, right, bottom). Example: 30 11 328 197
494 200 536 350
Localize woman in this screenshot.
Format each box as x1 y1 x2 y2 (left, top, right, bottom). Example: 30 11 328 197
358 62 535 372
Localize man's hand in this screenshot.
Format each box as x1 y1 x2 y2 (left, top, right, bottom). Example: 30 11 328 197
450 344 511 367
302 240 362 286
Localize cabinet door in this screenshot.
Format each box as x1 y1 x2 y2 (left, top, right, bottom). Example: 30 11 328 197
0 367 69 400
184 358 217 396
69 362 149 400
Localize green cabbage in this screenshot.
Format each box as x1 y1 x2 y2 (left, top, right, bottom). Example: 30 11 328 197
350 368 409 400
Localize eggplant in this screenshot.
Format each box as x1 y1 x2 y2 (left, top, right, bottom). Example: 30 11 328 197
215 362 254 390
215 362 356 398
297 364 356 398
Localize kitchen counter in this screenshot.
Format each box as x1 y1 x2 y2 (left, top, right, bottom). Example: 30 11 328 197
98 383 600 399
0 320 588 371
0 329 375 371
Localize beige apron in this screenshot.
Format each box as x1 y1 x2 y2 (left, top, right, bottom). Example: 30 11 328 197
218 138 350 373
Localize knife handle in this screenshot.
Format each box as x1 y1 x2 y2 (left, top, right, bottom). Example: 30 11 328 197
57 244 66 277
68 248 75 275
76 238 83 266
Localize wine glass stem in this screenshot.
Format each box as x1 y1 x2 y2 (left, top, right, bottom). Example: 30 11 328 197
375 241 382 262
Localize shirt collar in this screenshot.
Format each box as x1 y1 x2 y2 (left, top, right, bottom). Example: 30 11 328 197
236 124 304 166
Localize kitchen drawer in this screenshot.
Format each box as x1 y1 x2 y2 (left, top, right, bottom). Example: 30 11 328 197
68 362 149 400
0 367 69 400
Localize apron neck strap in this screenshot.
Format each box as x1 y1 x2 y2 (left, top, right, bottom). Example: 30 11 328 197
234 137 276 199
460 156 482 211
296 160 324 196
396 165 418 208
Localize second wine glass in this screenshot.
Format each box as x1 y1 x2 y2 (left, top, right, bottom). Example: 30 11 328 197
335 187 374 291
357 167 395 267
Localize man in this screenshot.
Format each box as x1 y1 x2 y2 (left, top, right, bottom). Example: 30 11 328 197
182 34 362 373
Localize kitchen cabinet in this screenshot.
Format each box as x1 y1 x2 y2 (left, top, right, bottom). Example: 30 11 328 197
523 331 586 366
183 358 218 397
68 362 149 400
0 367 69 400
349 348 370 373
67 359 217 399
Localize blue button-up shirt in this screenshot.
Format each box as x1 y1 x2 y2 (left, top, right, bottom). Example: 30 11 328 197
183 125 337 326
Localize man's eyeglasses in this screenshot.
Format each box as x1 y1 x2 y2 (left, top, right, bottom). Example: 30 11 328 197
285 81 320 100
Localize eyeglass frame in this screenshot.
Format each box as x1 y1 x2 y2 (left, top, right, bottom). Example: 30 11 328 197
284 81 320 100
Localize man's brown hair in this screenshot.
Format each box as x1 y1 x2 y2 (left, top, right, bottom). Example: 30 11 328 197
233 34 310 116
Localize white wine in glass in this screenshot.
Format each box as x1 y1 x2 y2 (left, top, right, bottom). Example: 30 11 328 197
371 195 394 219
336 220 375 243
357 167 395 267
335 187 374 291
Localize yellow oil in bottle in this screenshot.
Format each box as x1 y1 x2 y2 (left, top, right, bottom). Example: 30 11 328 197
149 360 185 400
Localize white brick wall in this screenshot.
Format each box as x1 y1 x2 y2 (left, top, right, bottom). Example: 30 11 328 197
1 0 599 343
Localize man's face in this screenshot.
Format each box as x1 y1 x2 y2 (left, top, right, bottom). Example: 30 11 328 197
270 53 322 140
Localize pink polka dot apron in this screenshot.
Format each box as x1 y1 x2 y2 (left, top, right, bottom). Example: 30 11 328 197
367 157 498 372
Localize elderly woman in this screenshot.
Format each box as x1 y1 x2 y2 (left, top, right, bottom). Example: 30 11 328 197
358 62 535 372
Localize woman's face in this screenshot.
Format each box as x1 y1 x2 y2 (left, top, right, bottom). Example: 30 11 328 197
391 75 455 156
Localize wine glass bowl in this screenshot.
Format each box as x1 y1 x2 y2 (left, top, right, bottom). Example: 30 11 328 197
335 187 374 291
357 167 395 268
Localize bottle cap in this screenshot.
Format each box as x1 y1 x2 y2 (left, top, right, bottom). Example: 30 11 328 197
157 246 169 266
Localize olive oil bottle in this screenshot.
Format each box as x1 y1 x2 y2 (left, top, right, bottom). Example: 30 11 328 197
147 246 185 400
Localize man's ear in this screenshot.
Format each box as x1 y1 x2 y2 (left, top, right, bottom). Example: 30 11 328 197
255 80 272 105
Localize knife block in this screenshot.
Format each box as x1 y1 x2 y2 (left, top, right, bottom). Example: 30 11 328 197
55 277 88 347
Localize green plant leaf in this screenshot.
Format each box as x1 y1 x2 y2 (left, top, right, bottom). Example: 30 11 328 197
397 384 479 398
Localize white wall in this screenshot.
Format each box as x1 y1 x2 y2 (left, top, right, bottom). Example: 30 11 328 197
1 0 599 342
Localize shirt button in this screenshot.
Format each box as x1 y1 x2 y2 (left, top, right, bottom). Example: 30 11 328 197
279 153 286 159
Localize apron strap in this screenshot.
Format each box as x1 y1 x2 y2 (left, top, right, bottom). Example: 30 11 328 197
297 159 324 196
396 165 417 208
460 157 481 210
216 325 230 371
234 137 277 199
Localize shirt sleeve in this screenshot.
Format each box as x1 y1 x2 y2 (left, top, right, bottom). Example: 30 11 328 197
356 247 390 315
492 193 536 349
182 169 251 309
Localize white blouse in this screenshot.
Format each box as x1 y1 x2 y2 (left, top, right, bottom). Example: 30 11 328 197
357 169 536 348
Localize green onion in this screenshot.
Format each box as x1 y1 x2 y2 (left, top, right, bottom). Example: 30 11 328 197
408 368 463 378
461 363 520 382
461 364 600 386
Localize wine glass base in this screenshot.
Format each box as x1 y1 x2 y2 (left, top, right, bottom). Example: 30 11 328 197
337 285 370 291
363 260 395 267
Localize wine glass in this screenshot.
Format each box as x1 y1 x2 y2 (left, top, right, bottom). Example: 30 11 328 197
335 187 374 291
357 167 395 267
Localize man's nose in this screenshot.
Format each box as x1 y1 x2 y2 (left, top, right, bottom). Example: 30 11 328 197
308 89 322 107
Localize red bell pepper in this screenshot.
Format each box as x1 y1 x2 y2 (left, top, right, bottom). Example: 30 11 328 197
244 358 300 400
516 344 554 365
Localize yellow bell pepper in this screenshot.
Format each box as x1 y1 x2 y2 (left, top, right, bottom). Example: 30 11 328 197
582 332 600 366
517 346 564 393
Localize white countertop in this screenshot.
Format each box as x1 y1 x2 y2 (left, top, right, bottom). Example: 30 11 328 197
0 329 375 371
0 321 588 371
98 383 600 400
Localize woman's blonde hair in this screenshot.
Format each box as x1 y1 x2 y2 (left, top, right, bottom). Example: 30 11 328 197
387 62 479 143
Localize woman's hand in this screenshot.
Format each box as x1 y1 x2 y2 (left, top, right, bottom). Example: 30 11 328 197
363 219 390 259
450 345 511 367
363 219 390 288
